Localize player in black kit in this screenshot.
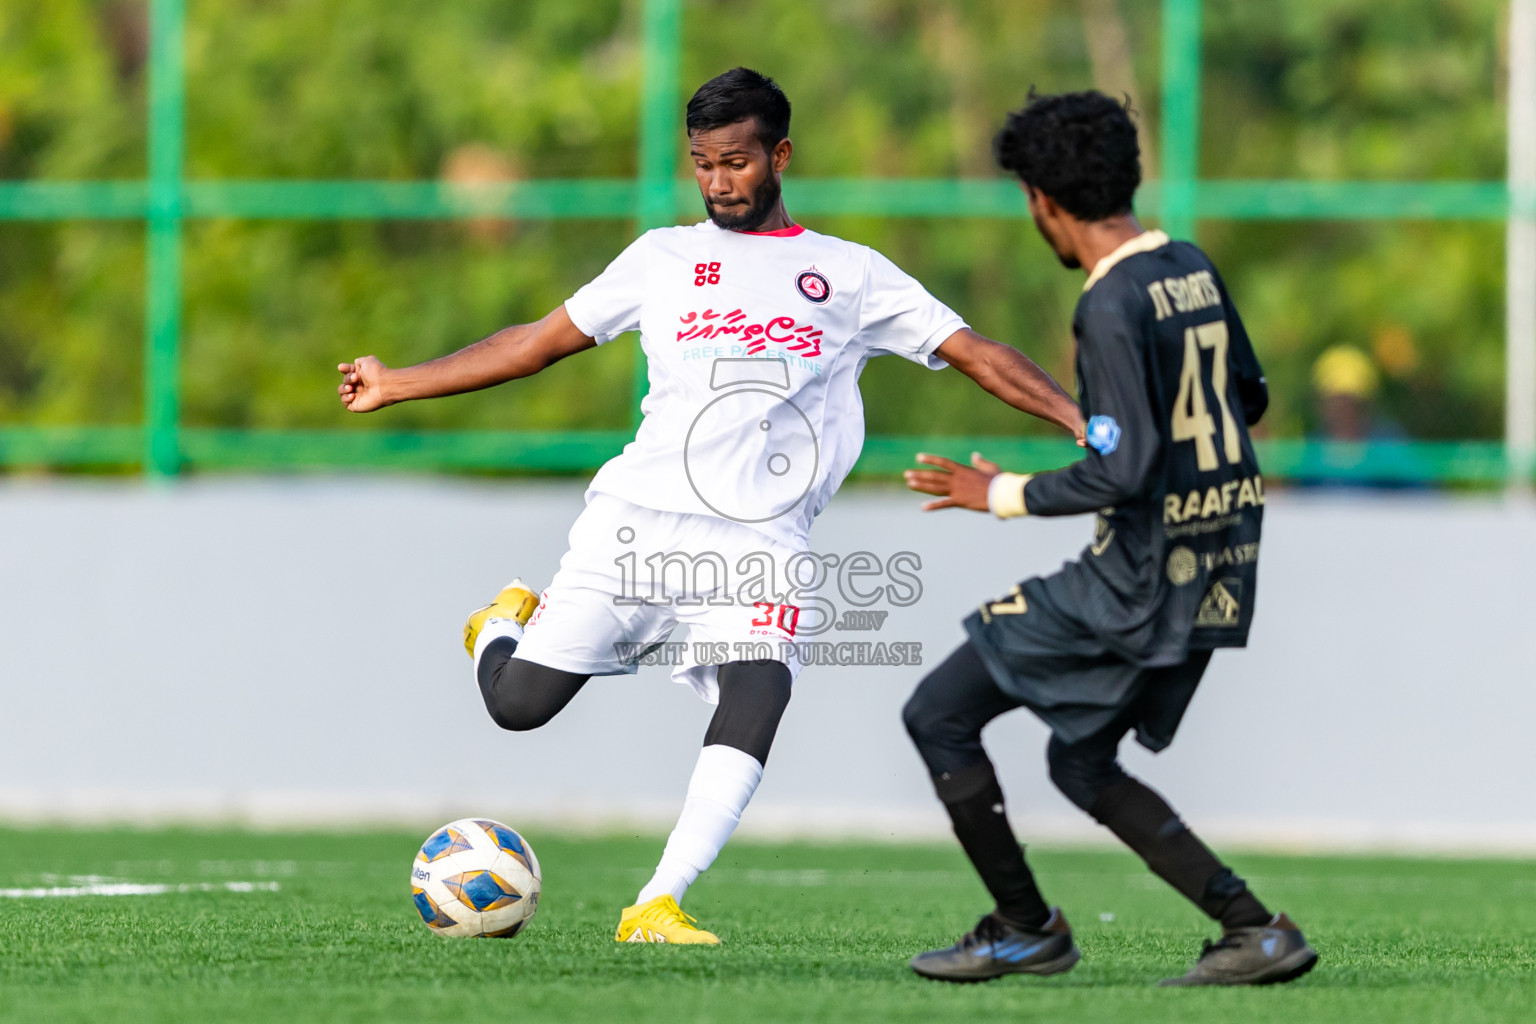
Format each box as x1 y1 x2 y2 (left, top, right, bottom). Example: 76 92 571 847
900 91 1317 987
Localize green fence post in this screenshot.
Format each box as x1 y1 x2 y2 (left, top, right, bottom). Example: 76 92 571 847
632 0 683 421
144 0 186 477
1160 0 1203 242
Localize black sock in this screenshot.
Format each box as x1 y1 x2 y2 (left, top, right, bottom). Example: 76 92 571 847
933 760 1051 931
1204 868 1271 930
1089 777 1270 931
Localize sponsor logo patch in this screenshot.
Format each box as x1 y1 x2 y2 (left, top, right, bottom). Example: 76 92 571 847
1195 578 1243 627
1086 415 1122 455
1167 546 1199 586
676 308 824 358
795 268 832 304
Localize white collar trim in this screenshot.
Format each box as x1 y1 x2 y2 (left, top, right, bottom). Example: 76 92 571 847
1082 230 1170 292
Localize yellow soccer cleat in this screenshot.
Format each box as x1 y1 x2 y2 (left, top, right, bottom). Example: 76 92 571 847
615 895 721 945
462 578 540 657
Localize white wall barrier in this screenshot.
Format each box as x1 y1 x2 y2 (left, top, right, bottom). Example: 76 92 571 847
2 479 1532 853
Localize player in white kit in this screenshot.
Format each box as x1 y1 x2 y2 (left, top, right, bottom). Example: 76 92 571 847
338 68 1082 943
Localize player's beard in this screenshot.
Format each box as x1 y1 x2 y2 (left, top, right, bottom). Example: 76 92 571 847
1032 210 1081 269
705 174 783 232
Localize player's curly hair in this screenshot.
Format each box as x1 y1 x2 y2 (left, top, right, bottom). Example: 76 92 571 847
994 89 1141 221
686 67 792 150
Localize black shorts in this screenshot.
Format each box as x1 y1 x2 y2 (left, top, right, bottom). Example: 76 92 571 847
963 576 1211 752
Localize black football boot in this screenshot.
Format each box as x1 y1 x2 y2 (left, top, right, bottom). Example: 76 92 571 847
1160 912 1318 986
909 907 1080 982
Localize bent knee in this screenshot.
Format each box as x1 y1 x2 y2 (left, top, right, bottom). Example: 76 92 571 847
1046 738 1124 813
481 677 566 732
1045 757 1087 809
483 697 557 732
477 641 571 732
487 710 553 732
901 689 933 742
904 660 963 738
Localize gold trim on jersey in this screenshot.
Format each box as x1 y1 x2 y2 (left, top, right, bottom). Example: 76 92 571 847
1090 511 1116 556
988 472 1033 519
978 583 1029 623
1083 230 1171 293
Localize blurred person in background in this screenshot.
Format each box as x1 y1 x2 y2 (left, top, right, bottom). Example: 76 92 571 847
1314 345 1386 442
1300 345 1424 488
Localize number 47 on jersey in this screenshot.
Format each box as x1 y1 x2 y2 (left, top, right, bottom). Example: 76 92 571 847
1171 320 1243 472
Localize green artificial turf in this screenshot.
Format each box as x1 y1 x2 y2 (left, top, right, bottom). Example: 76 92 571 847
0 826 1531 1023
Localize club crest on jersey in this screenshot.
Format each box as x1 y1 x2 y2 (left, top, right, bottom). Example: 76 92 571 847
795 267 832 305
1086 415 1122 456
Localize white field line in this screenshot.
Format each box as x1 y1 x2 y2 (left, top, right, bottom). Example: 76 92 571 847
0 880 281 899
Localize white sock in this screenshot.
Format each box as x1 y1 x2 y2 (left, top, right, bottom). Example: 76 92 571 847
472 616 526 677
636 744 764 905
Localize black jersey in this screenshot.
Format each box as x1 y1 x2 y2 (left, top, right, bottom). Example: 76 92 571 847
1013 231 1268 665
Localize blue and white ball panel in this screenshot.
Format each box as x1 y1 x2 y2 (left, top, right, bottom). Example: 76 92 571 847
443 869 524 913
411 886 461 932
417 825 475 863
474 819 541 880
410 818 541 938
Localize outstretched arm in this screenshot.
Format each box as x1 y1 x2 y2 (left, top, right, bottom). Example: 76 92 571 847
337 305 596 413
904 451 1001 512
934 329 1084 440
910 301 1160 518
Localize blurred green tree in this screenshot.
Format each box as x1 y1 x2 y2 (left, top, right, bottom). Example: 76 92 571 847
0 0 1511 450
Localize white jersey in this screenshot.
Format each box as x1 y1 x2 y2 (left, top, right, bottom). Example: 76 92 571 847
564 220 966 548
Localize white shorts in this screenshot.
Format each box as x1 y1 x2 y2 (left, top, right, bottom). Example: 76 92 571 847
512 493 812 703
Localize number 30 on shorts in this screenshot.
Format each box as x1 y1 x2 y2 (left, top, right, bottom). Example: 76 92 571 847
750 602 800 636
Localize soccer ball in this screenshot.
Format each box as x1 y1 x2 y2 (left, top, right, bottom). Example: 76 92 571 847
410 818 541 938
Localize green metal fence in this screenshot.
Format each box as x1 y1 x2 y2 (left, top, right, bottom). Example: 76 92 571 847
0 0 1526 483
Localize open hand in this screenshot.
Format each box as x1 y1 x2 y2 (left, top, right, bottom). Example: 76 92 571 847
903 451 1001 512
337 356 390 413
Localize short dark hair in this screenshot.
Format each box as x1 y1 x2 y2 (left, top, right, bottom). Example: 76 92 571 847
994 89 1141 221
686 67 791 151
